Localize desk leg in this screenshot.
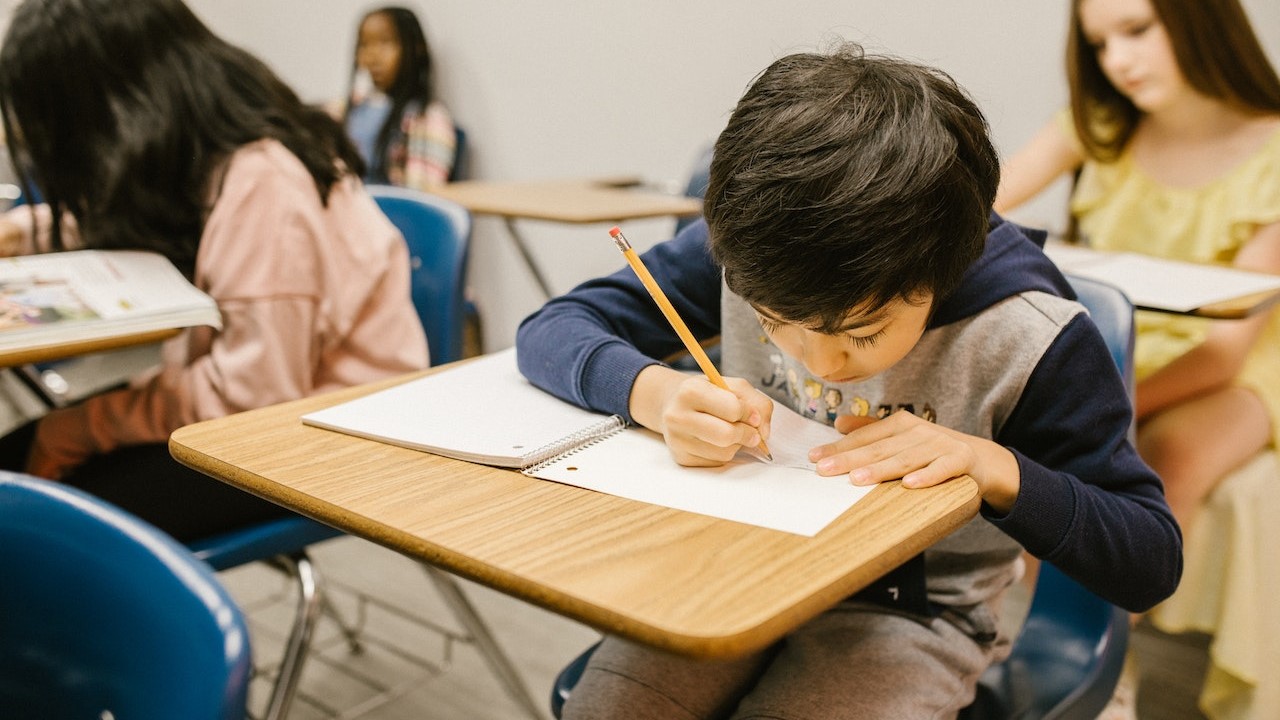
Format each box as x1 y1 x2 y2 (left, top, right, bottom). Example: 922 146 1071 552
503 217 556 300
10 365 69 409
422 565 546 720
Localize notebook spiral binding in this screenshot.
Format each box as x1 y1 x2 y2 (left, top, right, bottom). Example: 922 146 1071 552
521 415 627 475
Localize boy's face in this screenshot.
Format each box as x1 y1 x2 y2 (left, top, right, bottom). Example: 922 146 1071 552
753 295 933 385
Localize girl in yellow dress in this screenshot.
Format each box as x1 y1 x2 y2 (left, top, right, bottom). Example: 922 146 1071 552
998 2 1280 716
998 0 1280 535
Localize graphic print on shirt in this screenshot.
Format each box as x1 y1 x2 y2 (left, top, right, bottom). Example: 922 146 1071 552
802 378 823 418
823 387 843 423
757 348 938 427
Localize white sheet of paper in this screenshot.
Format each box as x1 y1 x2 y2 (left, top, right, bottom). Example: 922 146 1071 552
1044 244 1280 312
529 400 870 537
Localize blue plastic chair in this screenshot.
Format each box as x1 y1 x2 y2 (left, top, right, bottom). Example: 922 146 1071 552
0 471 251 720
450 125 469 183
673 143 713 236
551 275 1136 720
368 184 471 366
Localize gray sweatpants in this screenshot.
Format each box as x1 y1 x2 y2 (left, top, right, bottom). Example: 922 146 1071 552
562 600 1009 720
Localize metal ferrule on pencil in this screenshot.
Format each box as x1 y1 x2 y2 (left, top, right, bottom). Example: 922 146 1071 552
608 226 633 253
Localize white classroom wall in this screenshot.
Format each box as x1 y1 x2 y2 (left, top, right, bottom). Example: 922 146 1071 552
6 1 1280 352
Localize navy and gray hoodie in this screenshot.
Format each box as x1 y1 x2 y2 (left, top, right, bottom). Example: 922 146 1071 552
516 216 1182 614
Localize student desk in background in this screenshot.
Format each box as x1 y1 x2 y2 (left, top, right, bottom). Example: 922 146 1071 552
0 328 177 368
170 363 980 659
432 177 702 299
1044 242 1280 319
0 249 216 403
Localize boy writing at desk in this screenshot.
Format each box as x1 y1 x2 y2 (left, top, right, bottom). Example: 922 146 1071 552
517 44 1182 719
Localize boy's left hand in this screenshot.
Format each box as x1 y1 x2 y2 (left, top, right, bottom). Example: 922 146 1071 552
809 410 1020 513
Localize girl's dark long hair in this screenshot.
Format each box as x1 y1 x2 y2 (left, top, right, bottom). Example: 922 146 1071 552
1066 0 1280 161
0 0 365 275
345 7 435 173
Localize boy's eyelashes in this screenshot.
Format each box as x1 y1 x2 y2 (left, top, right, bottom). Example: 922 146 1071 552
847 329 887 348
754 314 887 348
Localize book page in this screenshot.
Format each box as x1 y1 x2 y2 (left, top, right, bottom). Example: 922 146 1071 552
1043 243 1280 312
302 349 618 467
0 250 220 350
529 400 870 537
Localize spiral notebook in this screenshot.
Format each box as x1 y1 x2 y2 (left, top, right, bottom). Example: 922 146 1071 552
301 349 870 536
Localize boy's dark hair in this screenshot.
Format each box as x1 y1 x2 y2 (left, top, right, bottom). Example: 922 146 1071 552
345 7 437 174
705 44 999 332
0 0 363 275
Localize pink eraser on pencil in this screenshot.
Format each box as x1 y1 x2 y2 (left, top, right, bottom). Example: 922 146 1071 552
608 226 622 238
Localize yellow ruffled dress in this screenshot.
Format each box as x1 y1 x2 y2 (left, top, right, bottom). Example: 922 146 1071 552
1064 113 1280 720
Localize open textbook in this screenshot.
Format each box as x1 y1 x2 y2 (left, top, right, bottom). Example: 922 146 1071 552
1044 242 1280 313
0 250 221 353
302 349 872 536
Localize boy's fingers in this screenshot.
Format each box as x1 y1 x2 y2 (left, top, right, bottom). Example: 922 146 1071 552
814 411 914 459
683 379 749 424
737 422 763 450
670 426 756 465
834 414 878 434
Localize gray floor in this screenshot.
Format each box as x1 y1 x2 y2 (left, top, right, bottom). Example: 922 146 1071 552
1 353 1212 719
221 535 599 720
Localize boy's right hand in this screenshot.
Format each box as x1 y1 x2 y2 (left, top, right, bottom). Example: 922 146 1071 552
630 364 773 467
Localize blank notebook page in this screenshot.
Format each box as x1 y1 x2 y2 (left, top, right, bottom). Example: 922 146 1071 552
302 349 611 467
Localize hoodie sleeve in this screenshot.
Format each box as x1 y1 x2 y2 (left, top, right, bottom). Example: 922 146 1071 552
516 221 722 422
988 313 1182 612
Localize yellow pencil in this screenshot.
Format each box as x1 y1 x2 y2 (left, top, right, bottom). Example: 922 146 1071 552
608 226 773 461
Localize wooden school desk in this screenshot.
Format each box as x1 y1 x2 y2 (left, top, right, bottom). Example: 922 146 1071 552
1 329 179 407
1171 288 1280 319
1044 242 1280 319
0 328 178 368
170 365 981 659
432 177 702 299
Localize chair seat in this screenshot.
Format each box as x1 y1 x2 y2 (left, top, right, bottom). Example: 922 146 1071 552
962 563 1130 720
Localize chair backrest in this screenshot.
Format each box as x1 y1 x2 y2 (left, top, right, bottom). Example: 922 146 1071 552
0 471 251 720
450 125 469 182
673 143 713 235
1066 274 1135 393
368 184 473 366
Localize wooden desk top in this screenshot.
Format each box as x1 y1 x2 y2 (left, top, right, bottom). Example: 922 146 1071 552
431 177 702 224
1182 288 1280 320
0 328 179 368
170 369 980 659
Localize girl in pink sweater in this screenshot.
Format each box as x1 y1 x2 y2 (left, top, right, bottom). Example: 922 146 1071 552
0 0 428 541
